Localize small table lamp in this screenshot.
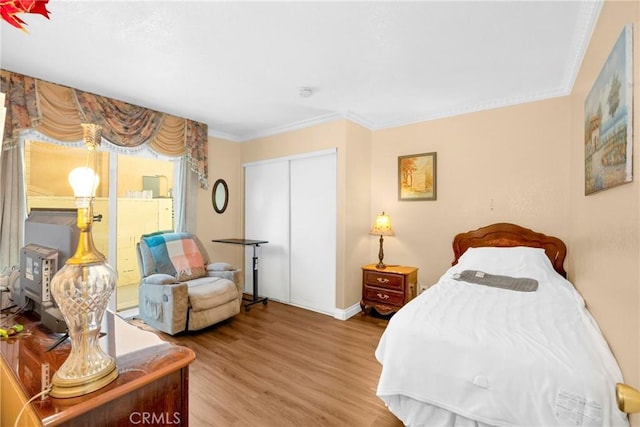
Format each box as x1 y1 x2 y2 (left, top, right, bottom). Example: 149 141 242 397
370 211 394 269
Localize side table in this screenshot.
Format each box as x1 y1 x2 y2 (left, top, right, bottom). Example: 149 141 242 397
211 238 269 311
360 264 417 316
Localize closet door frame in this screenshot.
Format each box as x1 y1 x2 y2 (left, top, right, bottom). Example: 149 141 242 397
243 148 337 315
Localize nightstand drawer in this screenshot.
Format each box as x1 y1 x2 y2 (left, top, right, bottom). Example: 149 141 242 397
361 264 418 316
363 271 404 291
363 286 405 306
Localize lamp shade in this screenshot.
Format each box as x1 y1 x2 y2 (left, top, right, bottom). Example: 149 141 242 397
370 211 394 236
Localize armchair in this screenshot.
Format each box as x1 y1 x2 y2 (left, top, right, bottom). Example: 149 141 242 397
136 231 242 335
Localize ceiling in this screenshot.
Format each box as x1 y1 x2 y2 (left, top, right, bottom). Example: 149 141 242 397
1 1 602 142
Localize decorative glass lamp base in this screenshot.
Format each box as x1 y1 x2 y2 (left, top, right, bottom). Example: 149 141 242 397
50 362 118 399
48 123 120 400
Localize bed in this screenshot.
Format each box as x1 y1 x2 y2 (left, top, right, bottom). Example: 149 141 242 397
375 223 628 427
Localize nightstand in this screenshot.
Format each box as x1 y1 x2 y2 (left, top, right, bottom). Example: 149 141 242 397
360 264 418 316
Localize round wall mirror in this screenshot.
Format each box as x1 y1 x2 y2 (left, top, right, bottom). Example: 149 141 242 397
212 179 229 214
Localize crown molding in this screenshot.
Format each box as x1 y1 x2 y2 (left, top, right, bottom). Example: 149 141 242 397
341 110 376 129
373 87 569 130
208 111 374 142
207 129 243 142
235 112 344 142
208 85 571 142
560 0 603 94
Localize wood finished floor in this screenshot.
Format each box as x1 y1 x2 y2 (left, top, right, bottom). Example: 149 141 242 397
158 300 404 427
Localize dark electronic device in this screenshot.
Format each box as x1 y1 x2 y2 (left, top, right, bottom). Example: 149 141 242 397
14 208 80 333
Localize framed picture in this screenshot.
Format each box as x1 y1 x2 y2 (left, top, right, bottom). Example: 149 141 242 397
398 152 437 201
584 24 633 195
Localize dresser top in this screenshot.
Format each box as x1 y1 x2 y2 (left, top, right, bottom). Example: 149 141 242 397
0 310 195 425
362 264 417 275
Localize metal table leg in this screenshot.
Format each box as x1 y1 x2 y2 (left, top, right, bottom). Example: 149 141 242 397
243 244 268 311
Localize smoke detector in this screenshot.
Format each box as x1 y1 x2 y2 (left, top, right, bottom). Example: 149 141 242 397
299 87 313 98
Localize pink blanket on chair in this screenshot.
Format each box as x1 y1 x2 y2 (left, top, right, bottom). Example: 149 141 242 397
142 233 206 281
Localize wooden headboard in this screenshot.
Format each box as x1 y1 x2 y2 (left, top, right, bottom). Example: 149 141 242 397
451 223 567 278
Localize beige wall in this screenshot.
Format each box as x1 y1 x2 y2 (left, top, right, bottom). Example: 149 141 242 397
240 120 347 164
568 2 640 423
371 98 571 288
342 121 373 307
197 136 244 270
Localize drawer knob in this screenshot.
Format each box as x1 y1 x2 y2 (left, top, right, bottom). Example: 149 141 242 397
376 293 389 299
376 278 390 284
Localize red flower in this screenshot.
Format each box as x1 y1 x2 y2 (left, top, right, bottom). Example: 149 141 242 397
0 0 50 32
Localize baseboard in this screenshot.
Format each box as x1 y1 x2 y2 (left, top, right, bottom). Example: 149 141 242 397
254 299 361 321
333 303 361 321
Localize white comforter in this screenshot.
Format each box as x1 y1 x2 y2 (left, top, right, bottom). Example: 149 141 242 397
375 247 629 427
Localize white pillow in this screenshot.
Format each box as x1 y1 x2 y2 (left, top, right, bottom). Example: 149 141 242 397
144 273 180 285
456 246 555 279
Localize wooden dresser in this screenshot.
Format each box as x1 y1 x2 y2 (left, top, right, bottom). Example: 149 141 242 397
360 264 418 316
0 310 195 426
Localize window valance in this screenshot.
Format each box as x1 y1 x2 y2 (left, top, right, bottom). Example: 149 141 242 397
1 69 208 188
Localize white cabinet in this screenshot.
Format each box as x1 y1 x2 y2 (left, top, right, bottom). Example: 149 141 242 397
244 150 337 315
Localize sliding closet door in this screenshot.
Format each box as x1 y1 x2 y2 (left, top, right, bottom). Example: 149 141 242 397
244 160 290 302
289 153 336 314
244 150 337 314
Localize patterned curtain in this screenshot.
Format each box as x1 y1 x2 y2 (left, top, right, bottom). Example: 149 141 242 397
1 69 208 188
73 89 165 148
185 120 209 191
1 71 41 150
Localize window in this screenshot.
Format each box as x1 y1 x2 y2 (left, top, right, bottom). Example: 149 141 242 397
24 141 175 312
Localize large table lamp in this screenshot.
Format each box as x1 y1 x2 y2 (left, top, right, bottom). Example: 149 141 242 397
370 211 394 269
49 123 118 398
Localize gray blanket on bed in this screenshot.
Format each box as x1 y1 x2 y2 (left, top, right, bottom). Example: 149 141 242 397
453 270 538 292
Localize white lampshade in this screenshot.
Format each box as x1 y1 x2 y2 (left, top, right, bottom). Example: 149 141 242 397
68 166 99 197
